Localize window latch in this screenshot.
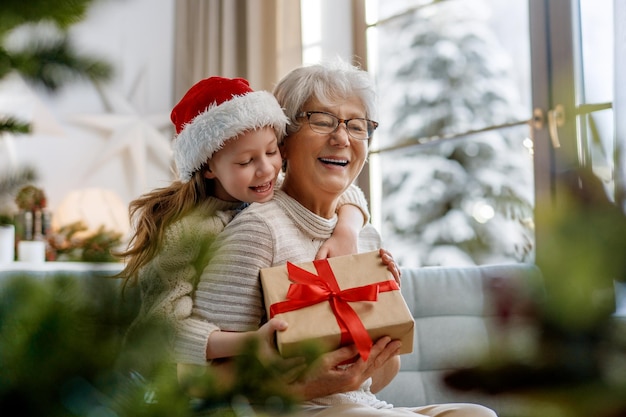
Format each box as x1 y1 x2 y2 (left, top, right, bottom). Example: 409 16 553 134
532 105 564 149
547 104 565 149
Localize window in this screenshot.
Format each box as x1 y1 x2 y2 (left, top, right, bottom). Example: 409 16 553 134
301 0 620 268
366 0 534 267
301 0 355 66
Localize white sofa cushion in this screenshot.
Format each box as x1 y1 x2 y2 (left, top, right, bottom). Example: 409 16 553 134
376 263 540 413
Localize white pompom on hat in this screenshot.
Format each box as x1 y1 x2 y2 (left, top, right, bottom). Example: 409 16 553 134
171 76 288 182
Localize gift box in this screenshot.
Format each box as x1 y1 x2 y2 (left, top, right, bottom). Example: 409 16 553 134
260 250 414 360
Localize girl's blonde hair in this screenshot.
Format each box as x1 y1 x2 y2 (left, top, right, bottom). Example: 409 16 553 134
116 167 213 287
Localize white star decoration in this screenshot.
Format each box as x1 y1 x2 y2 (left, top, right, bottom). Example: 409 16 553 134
69 79 174 195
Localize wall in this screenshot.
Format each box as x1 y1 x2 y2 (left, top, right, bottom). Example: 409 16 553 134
0 0 175 237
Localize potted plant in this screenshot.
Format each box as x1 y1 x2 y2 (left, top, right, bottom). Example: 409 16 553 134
0 167 39 262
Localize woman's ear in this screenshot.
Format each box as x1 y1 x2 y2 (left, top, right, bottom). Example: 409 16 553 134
279 141 288 172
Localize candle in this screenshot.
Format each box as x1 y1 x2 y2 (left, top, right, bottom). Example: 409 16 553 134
18 240 46 263
0 225 15 263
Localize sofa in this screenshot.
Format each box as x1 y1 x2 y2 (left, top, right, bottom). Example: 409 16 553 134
376 263 541 415
0 261 540 415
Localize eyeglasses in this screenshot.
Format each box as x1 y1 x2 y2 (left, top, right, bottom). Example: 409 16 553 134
296 111 378 140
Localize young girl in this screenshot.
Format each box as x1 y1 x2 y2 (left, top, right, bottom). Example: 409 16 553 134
116 77 375 377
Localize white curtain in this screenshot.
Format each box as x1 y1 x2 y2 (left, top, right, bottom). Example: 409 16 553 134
172 0 302 99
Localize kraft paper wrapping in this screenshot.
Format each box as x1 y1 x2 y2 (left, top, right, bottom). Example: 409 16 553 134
260 250 414 358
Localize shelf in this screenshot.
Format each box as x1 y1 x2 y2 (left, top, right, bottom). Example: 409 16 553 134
0 261 124 278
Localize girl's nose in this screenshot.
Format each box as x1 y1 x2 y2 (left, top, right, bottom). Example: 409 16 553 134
257 157 274 177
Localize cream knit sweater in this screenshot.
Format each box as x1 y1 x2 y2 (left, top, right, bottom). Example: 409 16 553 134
126 197 242 362
129 182 369 365
180 190 390 408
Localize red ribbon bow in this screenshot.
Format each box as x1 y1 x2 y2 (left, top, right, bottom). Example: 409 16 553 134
269 258 399 361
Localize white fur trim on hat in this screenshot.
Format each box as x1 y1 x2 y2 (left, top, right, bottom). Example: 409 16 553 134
172 90 288 182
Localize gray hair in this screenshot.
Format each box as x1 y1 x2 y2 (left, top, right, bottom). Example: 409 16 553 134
272 59 377 139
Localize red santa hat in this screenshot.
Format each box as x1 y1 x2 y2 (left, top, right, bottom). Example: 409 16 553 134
171 76 288 182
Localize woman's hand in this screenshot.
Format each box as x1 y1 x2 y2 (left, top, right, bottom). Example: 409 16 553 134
379 248 401 285
287 336 402 401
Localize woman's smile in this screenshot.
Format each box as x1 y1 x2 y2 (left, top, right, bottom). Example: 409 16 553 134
318 157 349 167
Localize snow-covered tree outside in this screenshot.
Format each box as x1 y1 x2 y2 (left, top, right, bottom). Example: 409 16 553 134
372 0 534 267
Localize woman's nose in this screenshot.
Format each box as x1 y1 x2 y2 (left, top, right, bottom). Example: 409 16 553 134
330 124 350 146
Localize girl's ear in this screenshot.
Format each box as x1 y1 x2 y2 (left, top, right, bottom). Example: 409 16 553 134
203 163 216 179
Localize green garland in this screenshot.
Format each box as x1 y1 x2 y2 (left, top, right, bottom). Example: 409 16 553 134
48 221 123 262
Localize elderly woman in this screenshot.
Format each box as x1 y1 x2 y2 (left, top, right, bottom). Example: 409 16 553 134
181 61 497 417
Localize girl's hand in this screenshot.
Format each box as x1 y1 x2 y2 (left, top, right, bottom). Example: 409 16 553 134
316 222 358 259
254 318 288 362
316 204 363 259
379 248 401 286
256 319 307 384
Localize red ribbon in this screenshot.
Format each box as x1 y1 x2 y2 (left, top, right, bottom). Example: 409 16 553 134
269 258 399 361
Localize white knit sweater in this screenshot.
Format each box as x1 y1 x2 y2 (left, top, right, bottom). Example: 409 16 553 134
179 190 391 408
